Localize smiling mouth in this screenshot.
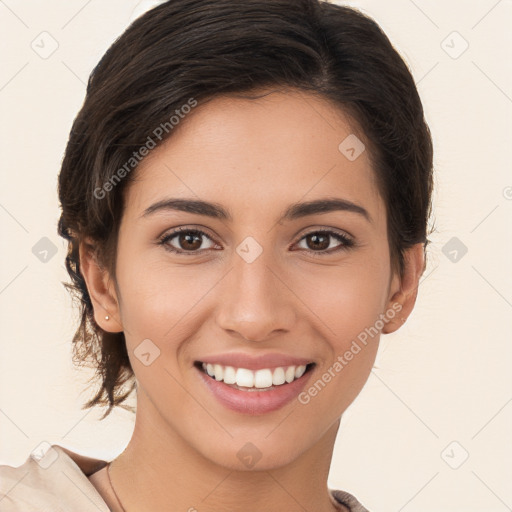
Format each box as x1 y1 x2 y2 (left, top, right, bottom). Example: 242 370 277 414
194 361 316 391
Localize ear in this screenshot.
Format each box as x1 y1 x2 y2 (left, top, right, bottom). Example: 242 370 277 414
79 238 123 333
382 243 425 334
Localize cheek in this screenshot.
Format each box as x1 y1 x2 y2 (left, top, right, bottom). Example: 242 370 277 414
114 236 207 333
118 239 391 341
291 251 391 344
115 260 211 395
114 250 229 383
288 252 390 405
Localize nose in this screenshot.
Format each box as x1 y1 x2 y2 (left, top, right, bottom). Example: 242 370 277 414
215 247 297 343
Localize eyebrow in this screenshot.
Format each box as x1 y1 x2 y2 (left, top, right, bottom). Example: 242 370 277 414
141 197 371 223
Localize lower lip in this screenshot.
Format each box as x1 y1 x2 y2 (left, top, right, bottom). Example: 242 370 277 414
195 365 314 415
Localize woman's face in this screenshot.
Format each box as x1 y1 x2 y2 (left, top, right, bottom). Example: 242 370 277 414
100 89 408 469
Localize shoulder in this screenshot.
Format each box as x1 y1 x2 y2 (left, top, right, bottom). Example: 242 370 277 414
331 488 372 512
0 444 110 512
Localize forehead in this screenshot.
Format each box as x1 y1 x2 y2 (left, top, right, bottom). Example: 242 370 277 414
124 89 384 225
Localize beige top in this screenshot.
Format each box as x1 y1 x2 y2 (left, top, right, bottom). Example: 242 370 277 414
0 444 370 511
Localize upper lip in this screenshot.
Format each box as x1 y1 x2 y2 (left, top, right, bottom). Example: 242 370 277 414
196 352 314 371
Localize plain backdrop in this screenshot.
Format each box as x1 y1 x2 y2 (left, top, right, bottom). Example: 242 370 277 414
0 1 511 511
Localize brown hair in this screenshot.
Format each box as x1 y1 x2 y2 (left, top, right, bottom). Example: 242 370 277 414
57 0 434 419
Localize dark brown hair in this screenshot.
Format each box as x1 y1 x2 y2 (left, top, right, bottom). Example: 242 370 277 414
57 0 434 419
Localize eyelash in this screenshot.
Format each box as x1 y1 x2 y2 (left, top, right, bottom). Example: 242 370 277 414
157 226 356 257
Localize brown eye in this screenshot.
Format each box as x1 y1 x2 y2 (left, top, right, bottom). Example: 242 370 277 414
159 228 217 254
305 233 330 251
295 230 355 255
158 227 354 257
176 232 203 251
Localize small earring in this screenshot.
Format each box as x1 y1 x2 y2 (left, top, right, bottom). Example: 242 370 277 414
105 315 110 321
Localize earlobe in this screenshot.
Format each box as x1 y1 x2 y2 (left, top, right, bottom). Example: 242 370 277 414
382 243 425 335
79 238 123 333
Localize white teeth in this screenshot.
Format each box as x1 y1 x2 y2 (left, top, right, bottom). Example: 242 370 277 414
236 368 254 387
272 367 286 385
295 365 306 379
223 366 237 384
200 362 311 388
254 369 273 388
285 366 296 383
213 364 224 381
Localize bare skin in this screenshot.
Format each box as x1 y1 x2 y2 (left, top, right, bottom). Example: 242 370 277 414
80 87 424 512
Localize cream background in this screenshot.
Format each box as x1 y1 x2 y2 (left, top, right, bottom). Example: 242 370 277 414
0 1 511 511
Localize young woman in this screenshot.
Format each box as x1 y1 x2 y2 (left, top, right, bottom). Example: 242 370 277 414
0 0 433 510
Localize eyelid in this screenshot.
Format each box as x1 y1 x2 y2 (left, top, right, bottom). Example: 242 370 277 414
158 224 218 239
293 225 354 243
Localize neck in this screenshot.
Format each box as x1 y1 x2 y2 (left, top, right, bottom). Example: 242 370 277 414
108 389 346 512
